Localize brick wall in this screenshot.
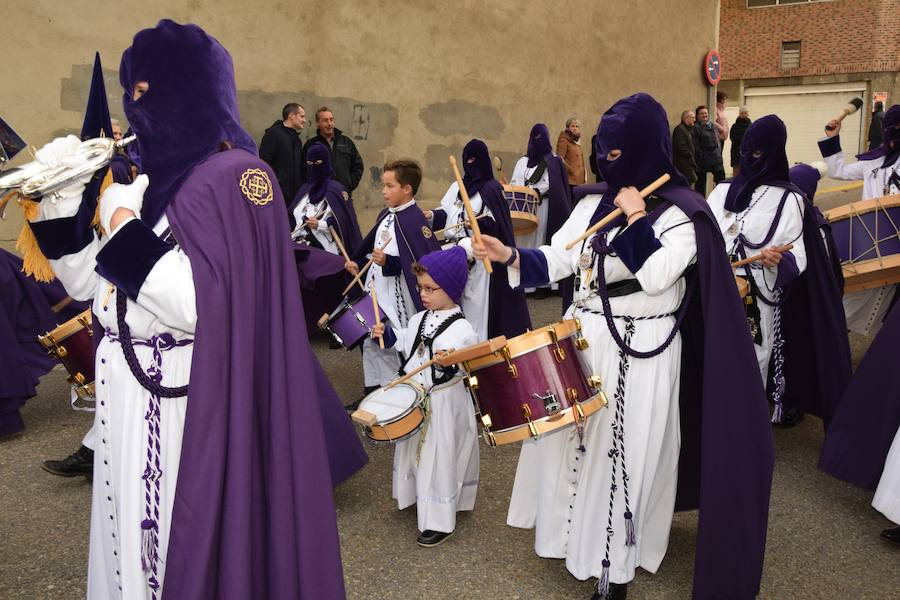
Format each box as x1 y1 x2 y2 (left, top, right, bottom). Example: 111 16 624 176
720 0 900 80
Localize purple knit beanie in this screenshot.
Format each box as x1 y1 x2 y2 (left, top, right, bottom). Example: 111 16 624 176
418 246 469 303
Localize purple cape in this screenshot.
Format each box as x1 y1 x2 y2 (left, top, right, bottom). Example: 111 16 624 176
0 250 84 436
293 243 353 333
856 104 900 166
819 304 900 489
542 154 573 244
162 149 359 599
353 204 440 312
290 180 363 256
478 178 532 338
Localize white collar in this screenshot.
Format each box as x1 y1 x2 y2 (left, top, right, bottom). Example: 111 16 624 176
389 198 416 214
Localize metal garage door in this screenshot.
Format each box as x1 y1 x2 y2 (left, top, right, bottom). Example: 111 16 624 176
742 82 866 167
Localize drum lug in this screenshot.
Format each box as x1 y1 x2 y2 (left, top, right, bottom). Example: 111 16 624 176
566 387 579 402
588 375 603 390
521 404 539 438
77 314 91 331
501 347 519 378
548 326 566 362
73 372 85 385
466 375 479 390
482 430 497 447
55 344 68 358
480 413 492 429
574 402 586 424
575 334 589 351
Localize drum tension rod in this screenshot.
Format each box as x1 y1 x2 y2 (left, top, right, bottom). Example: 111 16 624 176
500 347 519 378
520 403 539 438
548 327 566 363
574 318 590 350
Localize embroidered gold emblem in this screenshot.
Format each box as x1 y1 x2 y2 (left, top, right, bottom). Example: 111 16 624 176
342 190 350 202
422 226 433 239
239 169 273 206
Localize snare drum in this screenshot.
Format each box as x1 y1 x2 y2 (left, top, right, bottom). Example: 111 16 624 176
825 194 900 293
450 319 607 446
38 309 95 401
351 382 426 442
502 185 540 236
318 294 387 351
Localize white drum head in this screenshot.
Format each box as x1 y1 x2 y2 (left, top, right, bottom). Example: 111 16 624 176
359 383 423 423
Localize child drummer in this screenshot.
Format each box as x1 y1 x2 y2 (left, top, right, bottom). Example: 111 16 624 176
372 246 480 547
347 160 439 400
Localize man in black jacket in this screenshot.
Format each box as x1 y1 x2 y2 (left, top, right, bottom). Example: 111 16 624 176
672 110 698 186
301 106 364 192
868 101 885 150
259 102 306 208
692 105 725 196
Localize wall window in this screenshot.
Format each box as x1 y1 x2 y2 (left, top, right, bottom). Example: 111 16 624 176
781 41 801 69
748 0 833 6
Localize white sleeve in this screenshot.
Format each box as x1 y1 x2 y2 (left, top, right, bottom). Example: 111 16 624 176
764 192 807 283
509 157 528 186
48 238 102 302
821 147 868 181
135 248 198 333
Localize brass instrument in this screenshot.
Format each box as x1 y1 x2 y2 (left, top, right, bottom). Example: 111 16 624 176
0 134 136 199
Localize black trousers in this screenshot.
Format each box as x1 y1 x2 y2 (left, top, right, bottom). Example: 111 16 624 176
694 165 726 197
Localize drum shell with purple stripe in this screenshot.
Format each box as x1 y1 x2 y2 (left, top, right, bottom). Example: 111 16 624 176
826 196 900 293
323 295 387 351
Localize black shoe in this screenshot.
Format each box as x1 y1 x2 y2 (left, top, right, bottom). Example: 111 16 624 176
41 445 94 480
532 288 551 300
416 529 454 547
881 526 900 545
774 407 804 428
591 583 628 600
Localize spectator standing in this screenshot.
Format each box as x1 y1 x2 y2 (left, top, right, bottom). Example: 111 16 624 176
869 101 885 150
730 107 752 176
672 110 698 186
692 105 725 195
714 91 730 150
259 102 306 207
556 117 586 188
301 106 364 193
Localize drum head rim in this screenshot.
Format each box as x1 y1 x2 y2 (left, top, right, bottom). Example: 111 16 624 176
465 319 581 370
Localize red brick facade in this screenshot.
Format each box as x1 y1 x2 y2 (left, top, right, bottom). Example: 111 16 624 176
720 0 900 80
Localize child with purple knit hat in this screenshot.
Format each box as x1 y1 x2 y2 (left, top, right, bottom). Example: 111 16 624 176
372 245 480 547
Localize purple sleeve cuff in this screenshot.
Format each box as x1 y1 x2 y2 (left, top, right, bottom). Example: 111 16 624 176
95 219 171 301
818 136 841 158
774 251 800 288
432 209 448 231
382 254 402 276
382 326 397 348
609 217 662 274
518 247 550 289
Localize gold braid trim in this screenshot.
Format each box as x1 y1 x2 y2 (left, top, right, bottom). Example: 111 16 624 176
15 168 114 282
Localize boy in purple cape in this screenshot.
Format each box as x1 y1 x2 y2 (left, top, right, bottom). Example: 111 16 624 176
27 20 358 599
475 93 774 600
427 139 531 340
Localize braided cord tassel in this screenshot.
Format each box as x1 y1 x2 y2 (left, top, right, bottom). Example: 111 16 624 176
770 293 786 424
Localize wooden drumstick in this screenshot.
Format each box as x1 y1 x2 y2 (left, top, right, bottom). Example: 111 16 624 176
342 234 393 296
565 173 671 251
731 244 794 268
50 295 75 314
330 226 365 293
493 156 509 185
449 155 493 274
825 97 864 131
383 348 455 391
432 214 489 237
370 287 384 350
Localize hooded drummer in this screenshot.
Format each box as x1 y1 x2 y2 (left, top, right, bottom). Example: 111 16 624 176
474 93 773 600
26 20 360 599
819 104 900 335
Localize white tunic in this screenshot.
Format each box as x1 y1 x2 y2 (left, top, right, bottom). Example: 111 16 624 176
38 199 195 600
510 156 553 293
361 199 417 387
290 193 338 254
436 182 493 339
821 139 900 335
389 308 480 533
873 427 900 524
707 183 807 382
506 195 696 584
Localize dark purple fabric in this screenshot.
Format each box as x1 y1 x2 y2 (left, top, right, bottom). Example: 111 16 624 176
819 303 900 489
300 142 332 203
526 123 552 168
162 150 353 599
109 154 133 184
725 115 791 213
608 217 662 273
0 250 81 436
593 93 689 207
856 104 900 166
293 243 352 333
543 154 573 244
80 52 113 141
119 20 256 229
777 170 852 427
290 180 363 256
95 219 171 300
478 179 531 338
461 139 494 197
124 127 142 172
353 205 440 313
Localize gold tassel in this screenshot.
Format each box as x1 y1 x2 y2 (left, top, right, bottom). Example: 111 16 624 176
15 168 114 282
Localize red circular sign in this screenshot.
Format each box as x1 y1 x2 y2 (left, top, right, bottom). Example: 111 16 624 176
704 49 722 86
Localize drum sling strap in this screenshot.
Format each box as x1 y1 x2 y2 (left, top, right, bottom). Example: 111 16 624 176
524 159 547 186
398 312 465 385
